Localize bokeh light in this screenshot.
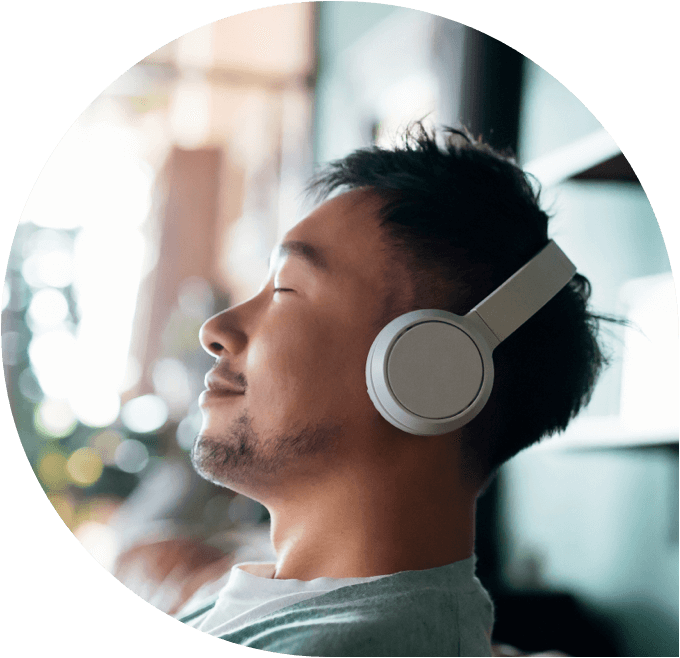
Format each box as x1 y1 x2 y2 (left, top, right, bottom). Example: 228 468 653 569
37 452 68 490
120 394 168 433
20 228 75 290
114 438 150 474
90 429 124 465
21 250 75 289
69 386 121 428
66 447 104 487
34 398 77 439
26 288 70 331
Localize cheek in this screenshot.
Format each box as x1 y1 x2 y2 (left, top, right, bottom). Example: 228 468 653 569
245 322 321 414
286 334 355 407
248 318 372 422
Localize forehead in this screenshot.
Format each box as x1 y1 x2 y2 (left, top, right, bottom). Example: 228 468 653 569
283 189 392 280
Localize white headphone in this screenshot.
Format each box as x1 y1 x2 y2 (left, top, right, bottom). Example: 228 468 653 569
365 240 577 435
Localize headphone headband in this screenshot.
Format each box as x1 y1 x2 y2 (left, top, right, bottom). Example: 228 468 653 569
468 240 576 347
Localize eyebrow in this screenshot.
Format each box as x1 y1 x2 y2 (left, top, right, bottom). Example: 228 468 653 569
273 240 330 272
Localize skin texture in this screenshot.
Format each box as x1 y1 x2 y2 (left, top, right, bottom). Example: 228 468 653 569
194 189 479 581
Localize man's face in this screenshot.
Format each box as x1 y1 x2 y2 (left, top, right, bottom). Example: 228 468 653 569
192 190 410 496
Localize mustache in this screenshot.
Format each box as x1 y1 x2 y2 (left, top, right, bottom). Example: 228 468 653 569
209 363 248 390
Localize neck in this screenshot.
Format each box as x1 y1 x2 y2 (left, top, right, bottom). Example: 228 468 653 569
262 439 478 581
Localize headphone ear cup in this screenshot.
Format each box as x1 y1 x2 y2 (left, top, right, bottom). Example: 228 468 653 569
388 321 484 418
366 310 495 435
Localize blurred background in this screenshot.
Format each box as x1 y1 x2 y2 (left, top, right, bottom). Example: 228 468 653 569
1 2 677 655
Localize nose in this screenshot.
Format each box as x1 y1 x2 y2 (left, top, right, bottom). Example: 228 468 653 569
199 309 248 358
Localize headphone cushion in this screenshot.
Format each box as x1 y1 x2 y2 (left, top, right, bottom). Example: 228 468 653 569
387 321 484 419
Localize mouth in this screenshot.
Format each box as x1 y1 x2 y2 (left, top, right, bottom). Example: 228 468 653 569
199 386 245 406
204 370 246 394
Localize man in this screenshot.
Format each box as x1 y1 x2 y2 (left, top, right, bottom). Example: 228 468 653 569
163 125 606 656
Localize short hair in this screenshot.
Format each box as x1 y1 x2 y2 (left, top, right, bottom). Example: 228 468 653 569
309 124 611 480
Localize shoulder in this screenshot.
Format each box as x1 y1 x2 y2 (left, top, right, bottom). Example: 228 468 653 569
225 602 454 656
222 569 493 658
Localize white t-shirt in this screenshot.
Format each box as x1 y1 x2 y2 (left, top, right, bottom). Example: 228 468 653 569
180 562 388 637
177 557 495 655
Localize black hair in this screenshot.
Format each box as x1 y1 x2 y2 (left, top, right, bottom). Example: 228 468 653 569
308 123 613 480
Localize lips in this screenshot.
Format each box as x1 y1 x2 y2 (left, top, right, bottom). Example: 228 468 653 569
204 370 246 395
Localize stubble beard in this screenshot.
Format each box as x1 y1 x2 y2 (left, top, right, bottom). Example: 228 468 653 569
191 411 341 491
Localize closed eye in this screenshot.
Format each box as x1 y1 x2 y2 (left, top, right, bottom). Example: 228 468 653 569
273 288 295 293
